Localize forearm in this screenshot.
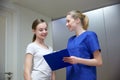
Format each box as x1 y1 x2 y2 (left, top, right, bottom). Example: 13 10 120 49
63 52 103 66
51 71 55 80
76 51 102 66
24 54 33 80
77 58 102 66
24 70 32 80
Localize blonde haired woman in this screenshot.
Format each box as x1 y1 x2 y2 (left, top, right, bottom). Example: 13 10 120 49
63 10 102 80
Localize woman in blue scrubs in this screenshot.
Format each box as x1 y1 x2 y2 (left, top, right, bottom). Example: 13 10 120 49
63 10 103 80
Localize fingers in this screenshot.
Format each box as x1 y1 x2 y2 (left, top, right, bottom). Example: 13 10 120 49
63 56 77 64
63 57 71 62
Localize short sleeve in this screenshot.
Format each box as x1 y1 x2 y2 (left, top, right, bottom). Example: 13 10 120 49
87 32 101 54
26 43 35 55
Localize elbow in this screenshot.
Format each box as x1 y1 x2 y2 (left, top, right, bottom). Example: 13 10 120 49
24 71 30 80
24 71 27 80
98 63 102 67
97 61 103 67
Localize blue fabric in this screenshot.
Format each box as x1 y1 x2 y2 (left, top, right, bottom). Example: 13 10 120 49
66 31 101 80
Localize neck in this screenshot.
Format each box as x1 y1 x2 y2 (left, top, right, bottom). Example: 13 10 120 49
35 38 45 45
34 38 49 49
75 26 86 36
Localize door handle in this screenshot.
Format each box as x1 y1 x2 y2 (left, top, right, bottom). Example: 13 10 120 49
4 72 13 80
4 72 13 75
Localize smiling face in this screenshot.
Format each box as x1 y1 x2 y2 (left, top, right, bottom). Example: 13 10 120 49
33 22 48 40
66 15 78 32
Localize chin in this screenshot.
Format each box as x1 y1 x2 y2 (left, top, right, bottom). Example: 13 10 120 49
69 28 73 32
42 37 46 39
41 37 46 40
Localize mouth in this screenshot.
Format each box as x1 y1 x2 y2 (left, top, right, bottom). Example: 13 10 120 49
41 34 47 37
67 26 71 30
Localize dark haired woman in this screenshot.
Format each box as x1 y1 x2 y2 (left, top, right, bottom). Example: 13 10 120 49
24 19 55 80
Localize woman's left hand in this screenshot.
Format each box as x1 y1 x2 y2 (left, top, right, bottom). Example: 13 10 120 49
63 56 78 64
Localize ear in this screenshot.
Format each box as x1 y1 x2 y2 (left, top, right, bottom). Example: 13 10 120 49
76 18 81 24
32 29 35 34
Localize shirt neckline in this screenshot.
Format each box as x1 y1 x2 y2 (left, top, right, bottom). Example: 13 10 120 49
75 30 87 38
33 42 51 51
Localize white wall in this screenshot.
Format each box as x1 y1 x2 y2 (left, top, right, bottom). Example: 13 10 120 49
17 5 53 80
0 13 6 80
0 1 53 80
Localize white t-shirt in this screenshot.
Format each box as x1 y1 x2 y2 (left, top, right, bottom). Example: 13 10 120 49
26 42 53 80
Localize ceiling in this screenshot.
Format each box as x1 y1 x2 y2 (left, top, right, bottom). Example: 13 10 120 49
11 0 120 20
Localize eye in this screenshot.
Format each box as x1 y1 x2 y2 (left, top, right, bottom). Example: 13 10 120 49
66 20 70 23
39 29 43 31
45 28 48 31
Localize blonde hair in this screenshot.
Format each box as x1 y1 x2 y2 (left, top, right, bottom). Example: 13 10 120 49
67 10 89 30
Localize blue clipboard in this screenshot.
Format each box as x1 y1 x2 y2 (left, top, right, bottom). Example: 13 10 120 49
43 49 72 71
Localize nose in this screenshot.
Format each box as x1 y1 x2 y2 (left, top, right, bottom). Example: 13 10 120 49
43 30 46 33
43 29 47 33
66 23 68 27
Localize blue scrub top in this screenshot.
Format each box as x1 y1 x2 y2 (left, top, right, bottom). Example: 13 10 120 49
66 31 101 80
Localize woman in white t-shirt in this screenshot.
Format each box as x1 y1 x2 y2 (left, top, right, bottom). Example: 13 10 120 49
24 19 55 80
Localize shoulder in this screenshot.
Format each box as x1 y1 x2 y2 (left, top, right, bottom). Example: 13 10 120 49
26 42 37 55
27 43 35 48
86 31 97 35
85 31 99 44
26 42 38 50
86 31 98 38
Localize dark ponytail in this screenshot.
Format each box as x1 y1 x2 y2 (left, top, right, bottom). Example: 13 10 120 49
32 34 36 42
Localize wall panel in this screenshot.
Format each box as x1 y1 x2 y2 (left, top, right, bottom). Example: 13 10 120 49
85 8 109 80
103 4 120 80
